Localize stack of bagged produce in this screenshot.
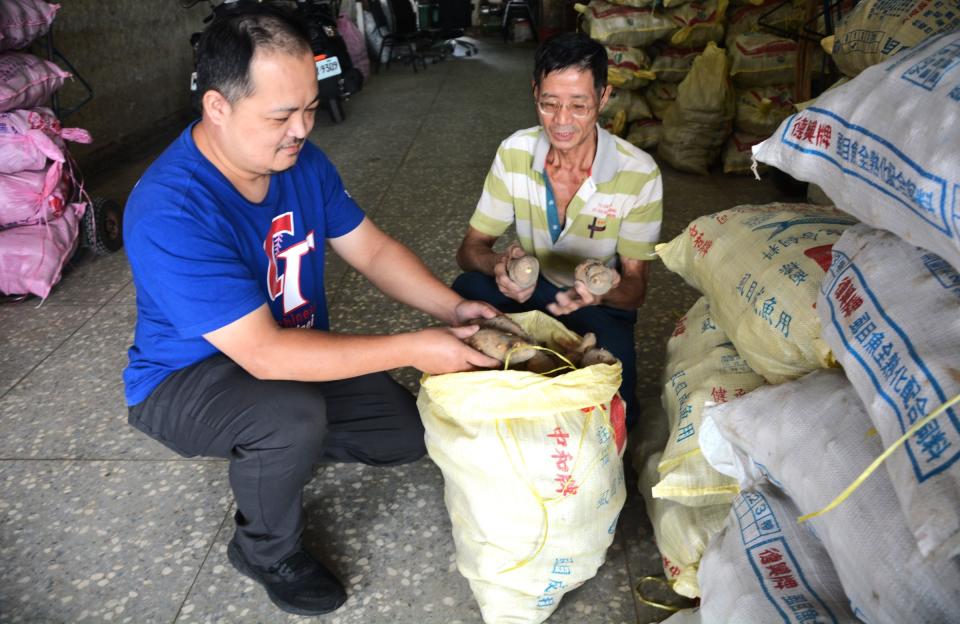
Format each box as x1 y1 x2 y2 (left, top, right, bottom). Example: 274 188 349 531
575 0 810 174
640 22 960 623
0 0 92 300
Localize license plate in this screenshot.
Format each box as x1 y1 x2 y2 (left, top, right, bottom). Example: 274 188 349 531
315 57 341 79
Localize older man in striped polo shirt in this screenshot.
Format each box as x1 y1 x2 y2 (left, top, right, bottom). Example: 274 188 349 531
453 32 663 430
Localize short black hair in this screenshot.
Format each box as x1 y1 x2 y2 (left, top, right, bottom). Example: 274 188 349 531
532 32 608 94
195 4 312 106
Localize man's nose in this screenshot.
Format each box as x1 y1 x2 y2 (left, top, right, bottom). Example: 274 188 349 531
555 103 574 123
289 113 308 139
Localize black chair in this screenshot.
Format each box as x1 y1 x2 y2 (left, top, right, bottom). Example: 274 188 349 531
502 0 537 42
433 0 479 57
367 0 430 72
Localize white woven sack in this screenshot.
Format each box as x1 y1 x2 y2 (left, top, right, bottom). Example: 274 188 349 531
650 47 701 83
419 311 627 624
656 203 856 383
688 484 857 624
575 1 677 47
830 0 960 77
667 0 726 50
638 451 728 599
722 132 767 175
654 296 765 506
753 30 960 272
728 32 798 88
701 369 960 624
645 80 679 119
817 224 960 561
734 85 795 136
605 45 656 90
625 118 662 150
603 87 653 122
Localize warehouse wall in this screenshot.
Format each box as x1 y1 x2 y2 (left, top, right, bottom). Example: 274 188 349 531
47 1 209 175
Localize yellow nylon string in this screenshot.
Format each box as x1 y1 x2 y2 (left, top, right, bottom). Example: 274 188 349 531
503 343 576 373
493 343 613 574
798 392 960 524
635 576 683 612
497 407 597 574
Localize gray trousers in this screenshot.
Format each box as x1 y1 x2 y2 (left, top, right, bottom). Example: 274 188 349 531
128 353 425 567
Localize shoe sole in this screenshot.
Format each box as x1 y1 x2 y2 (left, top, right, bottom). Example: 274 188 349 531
227 542 347 616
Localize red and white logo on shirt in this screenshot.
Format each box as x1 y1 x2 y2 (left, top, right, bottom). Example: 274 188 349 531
264 212 315 314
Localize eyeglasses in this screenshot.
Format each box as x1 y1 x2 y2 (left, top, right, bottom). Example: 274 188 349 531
536 99 596 118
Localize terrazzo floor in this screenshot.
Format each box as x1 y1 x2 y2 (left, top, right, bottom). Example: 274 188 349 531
0 36 800 623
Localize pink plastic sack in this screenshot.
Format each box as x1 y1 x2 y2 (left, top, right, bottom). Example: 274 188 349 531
0 201 82 299
0 52 70 113
338 14 369 80
0 107 91 173
0 0 59 52
0 158 71 227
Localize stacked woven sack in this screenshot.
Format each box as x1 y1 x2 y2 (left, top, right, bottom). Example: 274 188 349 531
633 12 960 622
575 0 810 175
0 0 92 300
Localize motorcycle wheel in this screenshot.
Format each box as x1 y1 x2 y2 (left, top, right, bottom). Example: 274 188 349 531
81 197 124 256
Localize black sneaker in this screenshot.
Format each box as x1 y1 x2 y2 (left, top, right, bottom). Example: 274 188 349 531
227 539 347 615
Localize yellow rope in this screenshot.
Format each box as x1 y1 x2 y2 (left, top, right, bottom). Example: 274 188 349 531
635 577 684 612
798 392 960 524
493 342 614 573
503 343 576 373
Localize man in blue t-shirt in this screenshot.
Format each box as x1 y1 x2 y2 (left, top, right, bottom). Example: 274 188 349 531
123 8 498 616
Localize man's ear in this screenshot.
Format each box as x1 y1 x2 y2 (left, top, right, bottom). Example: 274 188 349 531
531 79 539 100
598 85 613 112
201 90 232 126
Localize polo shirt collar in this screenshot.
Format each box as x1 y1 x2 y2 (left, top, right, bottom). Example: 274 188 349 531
533 125 618 184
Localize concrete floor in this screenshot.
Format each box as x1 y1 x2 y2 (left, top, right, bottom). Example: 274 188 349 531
0 37 799 623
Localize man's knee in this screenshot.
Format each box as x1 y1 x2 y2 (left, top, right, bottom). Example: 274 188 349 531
359 384 425 465
452 271 496 301
240 383 327 458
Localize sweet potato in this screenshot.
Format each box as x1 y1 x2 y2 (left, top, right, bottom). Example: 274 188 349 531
574 260 616 295
580 347 618 367
507 255 540 289
466 328 537 364
476 315 534 343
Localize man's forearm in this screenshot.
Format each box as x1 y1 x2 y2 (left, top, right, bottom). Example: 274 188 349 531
598 260 649 310
249 329 417 381
360 236 464 325
456 239 501 276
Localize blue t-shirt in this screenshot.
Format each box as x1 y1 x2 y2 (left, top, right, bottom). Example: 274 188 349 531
122 122 365 406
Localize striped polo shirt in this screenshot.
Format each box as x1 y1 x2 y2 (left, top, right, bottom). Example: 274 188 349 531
469 125 663 288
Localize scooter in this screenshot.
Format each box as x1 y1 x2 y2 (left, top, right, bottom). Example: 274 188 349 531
182 0 362 124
